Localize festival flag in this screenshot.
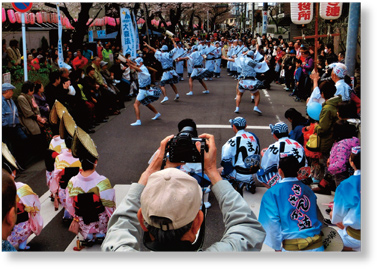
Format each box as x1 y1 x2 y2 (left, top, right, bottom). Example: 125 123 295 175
57 3 64 68
120 8 136 58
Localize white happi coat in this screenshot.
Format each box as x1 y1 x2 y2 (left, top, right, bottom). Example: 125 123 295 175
221 129 260 183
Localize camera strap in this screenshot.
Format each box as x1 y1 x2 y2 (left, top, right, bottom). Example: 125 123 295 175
160 144 170 170
201 145 205 178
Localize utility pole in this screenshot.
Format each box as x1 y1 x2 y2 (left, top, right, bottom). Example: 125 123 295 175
251 3 254 37
243 2 247 33
345 2 360 79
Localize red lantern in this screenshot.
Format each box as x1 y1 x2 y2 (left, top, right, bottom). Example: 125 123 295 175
63 17 69 27
47 13 51 23
2 8 6 23
116 18 120 25
24 12 29 24
29 13 35 25
41 11 48 23
36 12 42 24
7 9 16 23
108 17 116 27
15 12 21 24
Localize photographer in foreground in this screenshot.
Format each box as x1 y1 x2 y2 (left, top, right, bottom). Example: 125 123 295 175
101 134 266 251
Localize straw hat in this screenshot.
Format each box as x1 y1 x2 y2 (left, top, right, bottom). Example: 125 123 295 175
50 100 68 124
71 126 98 160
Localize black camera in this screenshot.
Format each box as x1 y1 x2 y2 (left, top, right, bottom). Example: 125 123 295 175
166 126 207 163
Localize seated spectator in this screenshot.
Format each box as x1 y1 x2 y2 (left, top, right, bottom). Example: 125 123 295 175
82 44 93 63
257 122 306 187
284 108 308 146
17 81 48 149
82 66 108 124
220 117 260 195
71 49 88 70
330 146 361 251
329 63 351 101
100 61 124 113
68 69 95 133
101 134 266 252
45 71 62 110
6 39 22 68
2 39 9 67
311 81 340 195
109 54 131 101
2 83 29 166
258 155 323 251
328 120 359 187
27 54 40 71
60 67 70 79
337 101 360 139
33 82 50 119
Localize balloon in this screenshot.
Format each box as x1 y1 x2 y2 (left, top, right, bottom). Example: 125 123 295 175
307 101 322 121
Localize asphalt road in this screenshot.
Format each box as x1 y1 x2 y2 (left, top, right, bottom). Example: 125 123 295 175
16 67 307 251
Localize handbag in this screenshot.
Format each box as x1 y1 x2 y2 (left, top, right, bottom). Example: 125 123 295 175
68 217 80 235
306 133 321 152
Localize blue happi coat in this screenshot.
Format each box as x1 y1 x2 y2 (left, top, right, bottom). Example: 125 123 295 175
258 177 323 251
331 171 360 250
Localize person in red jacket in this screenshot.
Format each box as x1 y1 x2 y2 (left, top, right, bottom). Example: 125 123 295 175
72 49 89 70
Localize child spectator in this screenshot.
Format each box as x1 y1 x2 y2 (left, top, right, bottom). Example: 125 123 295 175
291 59 302 97
328 120 359 187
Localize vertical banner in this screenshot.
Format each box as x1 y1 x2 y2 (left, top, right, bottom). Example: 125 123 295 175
120 8 136 58
21 13 28 81
57 3 64 68
132 11 139 51
262 10 268 35
88 30 93 42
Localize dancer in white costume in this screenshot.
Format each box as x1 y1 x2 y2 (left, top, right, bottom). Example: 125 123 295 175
222 50 269 115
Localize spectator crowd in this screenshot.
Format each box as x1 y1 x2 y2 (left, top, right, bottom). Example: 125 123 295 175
2 27 361 252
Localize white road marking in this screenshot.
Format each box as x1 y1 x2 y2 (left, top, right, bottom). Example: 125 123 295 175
262 89 281 122
196 124 270 130
27 191 63 244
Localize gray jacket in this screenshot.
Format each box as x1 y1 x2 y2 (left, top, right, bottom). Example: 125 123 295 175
101 180 266 252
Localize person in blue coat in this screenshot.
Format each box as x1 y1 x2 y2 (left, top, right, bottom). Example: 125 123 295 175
330 146 361 251
258 154 323 251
